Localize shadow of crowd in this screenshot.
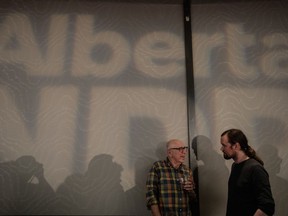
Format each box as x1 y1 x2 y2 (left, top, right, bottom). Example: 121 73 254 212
0 140 287 215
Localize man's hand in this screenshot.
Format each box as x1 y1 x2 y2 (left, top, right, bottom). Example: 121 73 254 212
183 177 195 192
151 204 162 216
254 209 268 216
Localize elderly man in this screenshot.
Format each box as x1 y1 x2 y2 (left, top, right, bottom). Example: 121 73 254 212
146 139 196 216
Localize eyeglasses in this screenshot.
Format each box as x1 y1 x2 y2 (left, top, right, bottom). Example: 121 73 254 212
169 147 188 152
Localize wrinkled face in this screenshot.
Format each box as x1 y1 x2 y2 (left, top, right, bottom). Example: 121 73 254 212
167 140 188 165
220 134 236 160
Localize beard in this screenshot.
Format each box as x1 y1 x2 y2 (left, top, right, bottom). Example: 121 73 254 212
223 153 232 160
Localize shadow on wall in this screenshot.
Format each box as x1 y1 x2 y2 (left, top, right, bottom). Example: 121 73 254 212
0 118 169 216
191 135 229 216
0 154 127 215
55 154 127 215
0 156 56 215
255 117 288 216
126 117 167 216
125 156 155 216
258 144 288 216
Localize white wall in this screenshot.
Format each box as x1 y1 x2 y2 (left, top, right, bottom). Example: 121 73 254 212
0 0 287 215
0 1 186 215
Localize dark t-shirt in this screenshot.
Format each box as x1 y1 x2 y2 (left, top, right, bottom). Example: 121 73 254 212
226 158 275 216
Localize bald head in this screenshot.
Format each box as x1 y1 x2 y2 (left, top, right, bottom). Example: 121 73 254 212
167 139 184 149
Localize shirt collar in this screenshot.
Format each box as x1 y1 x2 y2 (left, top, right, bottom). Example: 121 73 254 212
166 157 183 170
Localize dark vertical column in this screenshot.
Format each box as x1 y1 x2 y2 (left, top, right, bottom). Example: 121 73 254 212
183 0 195 154
183 0 200 215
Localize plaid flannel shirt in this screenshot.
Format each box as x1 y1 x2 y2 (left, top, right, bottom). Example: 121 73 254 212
146 158 194 216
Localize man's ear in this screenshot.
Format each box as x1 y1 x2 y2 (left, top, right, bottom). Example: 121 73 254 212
234 142 241 150
167 149 171 155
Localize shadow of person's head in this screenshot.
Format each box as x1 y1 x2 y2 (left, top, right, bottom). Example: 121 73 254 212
86 154 123 184
192 135 217 162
